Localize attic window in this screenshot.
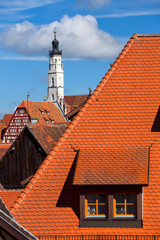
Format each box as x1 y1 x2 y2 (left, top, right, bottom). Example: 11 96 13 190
85 194 107 217
114 193 136 218
80 187 142 228
42 111 44 115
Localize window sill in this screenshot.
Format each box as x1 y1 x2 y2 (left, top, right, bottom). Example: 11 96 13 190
79 219 142 228
113 217 137 220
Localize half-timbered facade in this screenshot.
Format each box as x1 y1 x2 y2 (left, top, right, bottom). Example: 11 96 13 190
3 100 66 143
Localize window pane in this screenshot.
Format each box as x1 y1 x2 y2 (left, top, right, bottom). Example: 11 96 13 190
87 194 96 203
126 194 135 203
127 205 135 215
115 194 124 203
116 205 125 214
98 205 106 215
88 205 96 215
98 194 106 203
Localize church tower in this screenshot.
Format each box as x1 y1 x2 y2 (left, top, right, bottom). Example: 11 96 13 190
47 32 64 107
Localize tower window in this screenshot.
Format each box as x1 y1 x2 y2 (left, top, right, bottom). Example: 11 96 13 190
52 77 54 87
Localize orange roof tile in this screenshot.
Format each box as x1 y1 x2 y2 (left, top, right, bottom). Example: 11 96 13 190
18 100 66 124
64 94 88 108
0 190 22 210
2 114 13 122
10 34 160 236
28 123 68 154
0 121 8 143
0 144 11 159
73 147 148 185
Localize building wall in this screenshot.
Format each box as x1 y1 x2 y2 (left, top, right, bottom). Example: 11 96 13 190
3 108 30 143
0 128 46 189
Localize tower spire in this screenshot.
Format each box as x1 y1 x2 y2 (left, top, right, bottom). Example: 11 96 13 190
54 27 56 39
47 31 64 109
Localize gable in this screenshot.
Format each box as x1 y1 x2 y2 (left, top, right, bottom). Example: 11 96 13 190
0 127 47 188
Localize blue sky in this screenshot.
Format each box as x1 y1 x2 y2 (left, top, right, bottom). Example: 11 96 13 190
0 0 160 118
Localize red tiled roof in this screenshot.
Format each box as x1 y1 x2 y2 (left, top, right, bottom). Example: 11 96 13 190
2 114 13 122
18 100 66 124
0 122 8 143
10 34 160 235
28 123 68 154
64 95 88 108
0 190 22 210
0 144 11 159
73 147 148 185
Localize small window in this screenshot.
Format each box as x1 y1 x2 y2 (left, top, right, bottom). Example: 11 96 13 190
19 109 24 113
85 194 107 218
114 193 136 218
10 129 16 133
15 119 21 123
23 119 28 123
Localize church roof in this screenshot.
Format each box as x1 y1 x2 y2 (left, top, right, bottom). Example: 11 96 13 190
10 34 160 236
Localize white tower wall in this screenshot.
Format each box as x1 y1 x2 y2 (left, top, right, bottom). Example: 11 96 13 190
47 36 64 108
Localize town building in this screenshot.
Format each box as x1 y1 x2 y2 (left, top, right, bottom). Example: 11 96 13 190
2 100 66 143
0 114 13 142
0 196 37 240
7 34 160 238
0 123 67 188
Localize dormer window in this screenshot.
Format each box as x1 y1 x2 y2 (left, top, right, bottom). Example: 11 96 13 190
79 187 142 228
42 111 44 115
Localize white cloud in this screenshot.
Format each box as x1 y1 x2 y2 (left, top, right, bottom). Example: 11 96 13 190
0 0 64 13
96 9 160 18
0 15 123 60
76 0 110 8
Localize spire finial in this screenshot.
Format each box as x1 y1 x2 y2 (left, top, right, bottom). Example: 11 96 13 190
54 27 56 39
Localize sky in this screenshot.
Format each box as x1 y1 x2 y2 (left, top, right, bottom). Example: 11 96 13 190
0 0 160 118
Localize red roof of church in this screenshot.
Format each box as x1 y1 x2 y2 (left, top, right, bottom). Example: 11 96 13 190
10 34 160 236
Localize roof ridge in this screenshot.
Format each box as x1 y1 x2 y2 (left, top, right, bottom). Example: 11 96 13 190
137 33 160 37
10 34 137 214
0 189 22 192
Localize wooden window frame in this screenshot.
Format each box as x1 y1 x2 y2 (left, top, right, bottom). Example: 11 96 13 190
85 193 107 218
79 186 143 228
113 193 137 218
